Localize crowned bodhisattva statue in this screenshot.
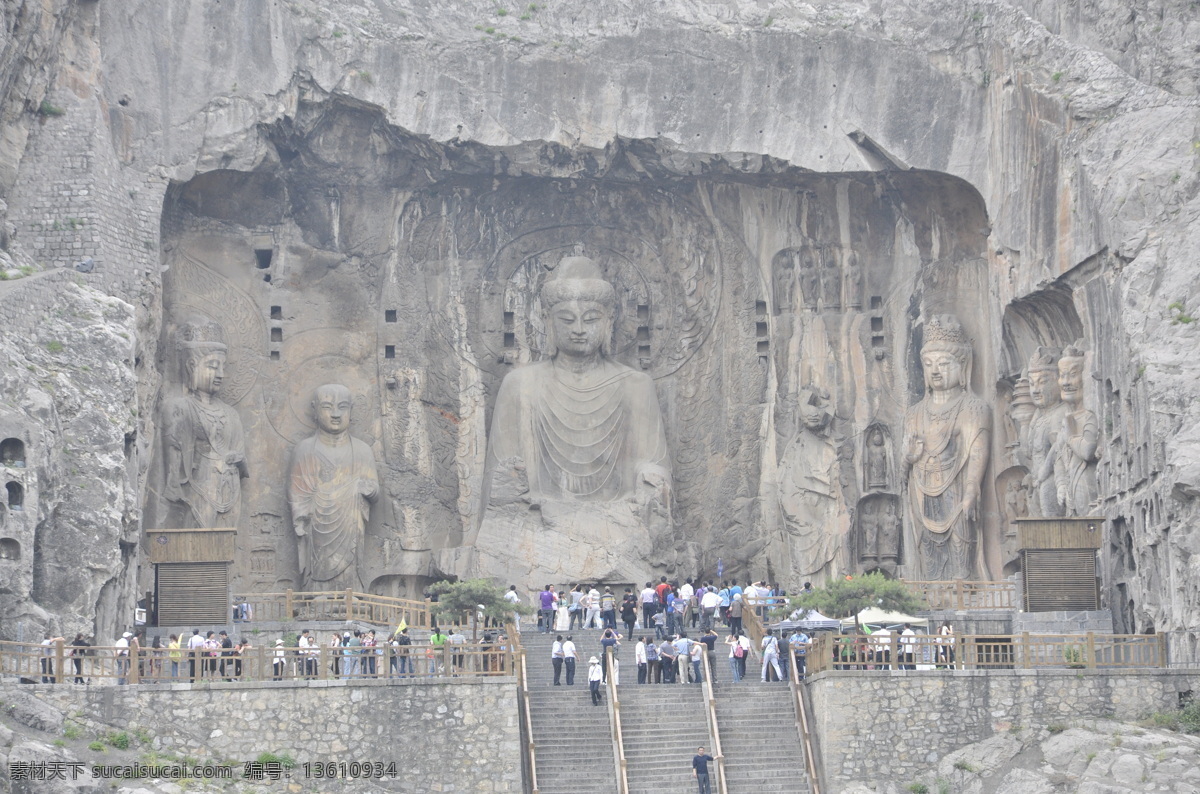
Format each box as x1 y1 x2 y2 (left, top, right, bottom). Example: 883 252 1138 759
162 316 248 529
903 315 992 580
469 255 672 587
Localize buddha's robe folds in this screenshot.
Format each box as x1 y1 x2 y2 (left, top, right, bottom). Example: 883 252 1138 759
290 435 379 590
469 358 671 588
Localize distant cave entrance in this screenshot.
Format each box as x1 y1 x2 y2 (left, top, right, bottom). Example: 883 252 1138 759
0 438 25 467
0 538 18 560
6 482 23 510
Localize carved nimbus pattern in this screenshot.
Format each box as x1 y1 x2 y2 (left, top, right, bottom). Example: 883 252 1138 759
168 252 265 406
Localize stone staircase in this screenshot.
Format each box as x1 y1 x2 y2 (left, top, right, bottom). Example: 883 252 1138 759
519 630 617 794
713 679 811 793
619 683 711 794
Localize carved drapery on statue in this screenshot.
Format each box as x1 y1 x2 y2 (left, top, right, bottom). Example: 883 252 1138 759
1054 342 1099 516
1020 347 1068 517
162 316 248 529
290 384 380 591
469 255 672 587
903 315 992 580
778 387 841 581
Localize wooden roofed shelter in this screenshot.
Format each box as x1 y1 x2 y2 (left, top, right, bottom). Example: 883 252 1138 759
145 527 237 625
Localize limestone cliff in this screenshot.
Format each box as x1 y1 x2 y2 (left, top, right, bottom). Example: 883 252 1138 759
0 0 1195 648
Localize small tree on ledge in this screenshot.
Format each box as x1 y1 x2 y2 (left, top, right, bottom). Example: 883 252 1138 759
427 579 535 641
788 572 926 633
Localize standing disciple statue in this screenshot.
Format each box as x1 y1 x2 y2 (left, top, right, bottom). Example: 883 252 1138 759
290 384 380 591
1054 342 1099 515
469 255 671 587
903 315 992 580
1023 347 1068 517
778 388 841 582
163 316 248 528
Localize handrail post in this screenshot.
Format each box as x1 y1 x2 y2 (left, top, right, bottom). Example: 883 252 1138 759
955 579 964 610
129 643 139 685
285 589 294 620
1159 633 1169 668
54 639 65 684
1021 632 1031 669
345 589 353 622
1086 632 1096 670
788 644 822 794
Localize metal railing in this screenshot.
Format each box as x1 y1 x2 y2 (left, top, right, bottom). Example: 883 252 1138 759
903 580 1017 611
232 590 434 628
788 645 822 794
805 631 1166 675
0 639 512 685
605 647 629 794
699 648 728 794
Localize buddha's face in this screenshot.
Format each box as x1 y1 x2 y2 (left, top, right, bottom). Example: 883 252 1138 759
799 401 827 431
314 387 352 434
922 351 964 393
188 351 226 395
1058 358 1084 406
550 299 611 358
1028 370 1061 409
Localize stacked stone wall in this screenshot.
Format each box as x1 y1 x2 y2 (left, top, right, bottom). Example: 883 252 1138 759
807 669 1200 790
0 677 522 793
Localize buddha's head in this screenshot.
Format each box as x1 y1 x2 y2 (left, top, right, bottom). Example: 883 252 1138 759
312 383 353 436
176 316 228 397
541 256 617 359
920 315 972 394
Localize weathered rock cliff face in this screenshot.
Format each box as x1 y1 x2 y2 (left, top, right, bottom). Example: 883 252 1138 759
0 0 1196 650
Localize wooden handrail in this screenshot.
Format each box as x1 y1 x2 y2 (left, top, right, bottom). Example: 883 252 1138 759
699 646 728 794
605 647 629 794
789 644 822 794
512 634 539 794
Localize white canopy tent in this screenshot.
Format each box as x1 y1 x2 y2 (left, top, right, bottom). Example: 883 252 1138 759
841 608 929 628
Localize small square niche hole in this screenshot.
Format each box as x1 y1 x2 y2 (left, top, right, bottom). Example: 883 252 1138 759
870 295 883 310
384 345 396 359
262 273 272 283
255 249 273 269
871 335 886 348
757 340 770 354
385 309 397 323
637 304 650 322
871 317 884 332
755 301 767 317
503 332 516 348
270 328 283 343
756 321 768 337
270 351 280 361
503 311 515 328
270 306 282 320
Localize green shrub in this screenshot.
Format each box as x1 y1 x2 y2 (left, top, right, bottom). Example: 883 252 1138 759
88 741 105 752
256 751 295 769
107 731 131 750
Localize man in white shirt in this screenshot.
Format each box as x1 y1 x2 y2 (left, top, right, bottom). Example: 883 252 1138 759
640 583 657 629
551 635 565 685
872 626 892 670
700 588 721 631
900 623 917 670
186 629 206 682
503 585 522 632
634 637 648 684
562 635 578 685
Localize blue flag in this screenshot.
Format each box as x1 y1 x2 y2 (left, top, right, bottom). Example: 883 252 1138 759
717 558 724 578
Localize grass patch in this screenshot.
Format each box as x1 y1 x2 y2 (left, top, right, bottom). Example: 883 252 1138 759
63 723 82 740
256 751 296 768
106 731 131 750
88 741 105 752
37 99 65 117
907 784 929 794
1148 702 1200 733
45 340 64 354
953 759 976 772
1048 724 1067 734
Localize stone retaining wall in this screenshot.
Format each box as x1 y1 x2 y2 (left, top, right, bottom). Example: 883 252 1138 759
0 677 522 793
806 669 1200 792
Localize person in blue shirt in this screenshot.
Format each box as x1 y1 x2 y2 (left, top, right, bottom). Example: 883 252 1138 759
692 746 715 794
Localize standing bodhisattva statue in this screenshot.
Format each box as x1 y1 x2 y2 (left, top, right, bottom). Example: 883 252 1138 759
290 384 380 592
903 315 992 580
163 316 248 528
469 255 671 587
